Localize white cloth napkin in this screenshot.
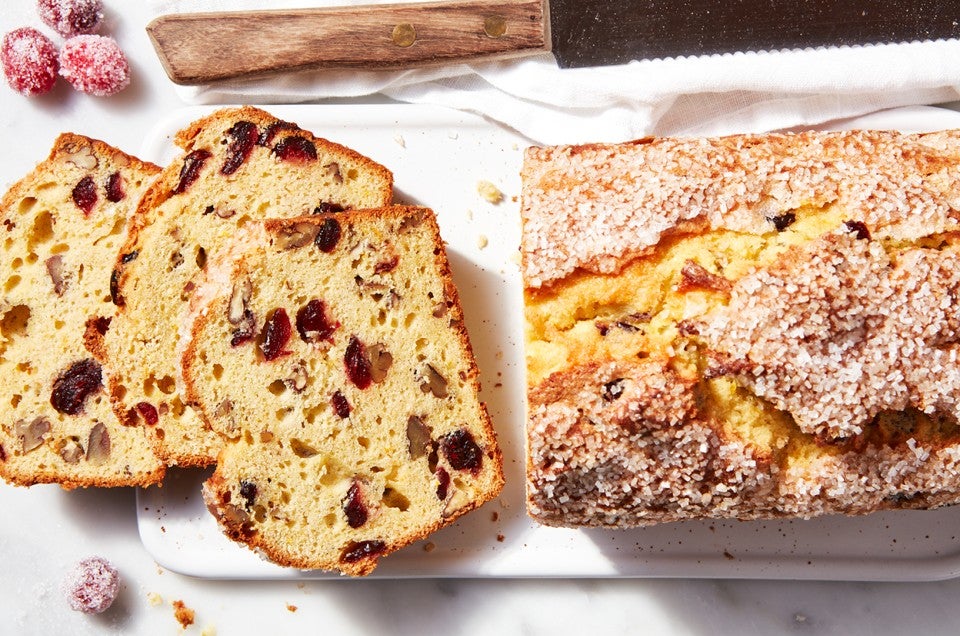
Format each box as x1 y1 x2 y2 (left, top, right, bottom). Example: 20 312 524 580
147 0 960 143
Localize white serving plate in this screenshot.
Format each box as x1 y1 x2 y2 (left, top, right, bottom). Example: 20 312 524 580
138 103 960 580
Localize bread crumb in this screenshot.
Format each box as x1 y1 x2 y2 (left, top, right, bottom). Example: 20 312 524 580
496 533 505 542
172 600 195 629
423 542 436 553
286 604 298 613
201 626 217 636
477 180 503 204
146 592 163 607
466 208 474 221
490 511 499 522
477 234 488 250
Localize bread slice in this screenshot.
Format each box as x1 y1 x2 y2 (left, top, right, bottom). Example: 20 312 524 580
0 133 164 488
181 207 504 575
97 107 394 467
521 129 960 527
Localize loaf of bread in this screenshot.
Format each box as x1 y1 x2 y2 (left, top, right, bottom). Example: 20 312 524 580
0 133 165 488
96 106 394 467
521 129 960 527
181 207 504 575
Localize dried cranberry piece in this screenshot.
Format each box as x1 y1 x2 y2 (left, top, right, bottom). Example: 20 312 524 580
314 218 342 253
440 429 483 473
239 480 257 509
435 467 450 500
296 299 338 343
257 120 299 147
221 120 258 175
340 540 386 564
104 171 124 202
134 402 158 426
844 220 871 240
768 212 796 232
313 202 345 214
172 149 212 195
344 336 372 389
72 176 98 214
273 136 317 163
342 481 368 528
259 308 292 362
331 391 351 419
51 359 102 415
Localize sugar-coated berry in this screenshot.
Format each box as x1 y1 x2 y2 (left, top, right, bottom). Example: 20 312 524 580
37 0 104 38
1 27 59 96
59 35 129 96
63 556 120 614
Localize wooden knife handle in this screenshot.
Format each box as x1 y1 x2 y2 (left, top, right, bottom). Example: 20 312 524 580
147 0 548 84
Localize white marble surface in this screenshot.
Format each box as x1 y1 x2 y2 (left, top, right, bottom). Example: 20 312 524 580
4 2 960 634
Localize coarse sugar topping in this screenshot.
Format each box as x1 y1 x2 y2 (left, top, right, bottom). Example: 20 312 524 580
697 230 960 441
520 130 960 289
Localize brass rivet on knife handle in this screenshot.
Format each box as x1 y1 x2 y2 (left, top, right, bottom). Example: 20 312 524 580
483 15 507 38
392 23 417 47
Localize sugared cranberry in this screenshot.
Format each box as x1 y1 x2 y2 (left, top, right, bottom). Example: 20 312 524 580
273 136 317 163
259 308 292 361
296 298 338 343
331 391 351 419
59 35 129 96
344 336 372 389
342 480 368 528
221 120 258 175
435 467 450 500
72 175 97 214
1 27 59 96
50 358 102 415
844 220 871 240
340 540 386 564
314 217 342 253
257 120 299 147
38 0 104 38
134 402 158 426
238 479 257 509
172 149 211 194
105 171 124 202
440 429 483 472
63 556 118 614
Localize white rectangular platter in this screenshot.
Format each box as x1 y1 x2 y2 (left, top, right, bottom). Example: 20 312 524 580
138 103 960 580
